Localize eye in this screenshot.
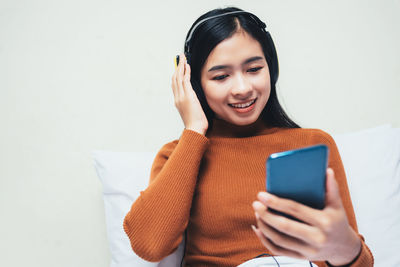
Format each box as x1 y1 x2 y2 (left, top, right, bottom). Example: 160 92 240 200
248 67 263 73
212 74 229 81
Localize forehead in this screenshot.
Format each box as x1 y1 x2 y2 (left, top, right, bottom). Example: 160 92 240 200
203 31 265 67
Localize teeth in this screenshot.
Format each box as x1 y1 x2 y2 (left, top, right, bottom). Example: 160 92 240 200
230 99 256 108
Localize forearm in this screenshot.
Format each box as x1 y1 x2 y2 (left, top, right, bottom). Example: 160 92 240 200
123 129 209 261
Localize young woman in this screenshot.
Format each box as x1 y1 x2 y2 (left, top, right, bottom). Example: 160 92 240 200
123 7 374 267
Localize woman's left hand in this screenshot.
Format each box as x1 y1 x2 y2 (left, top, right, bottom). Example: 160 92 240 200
252 168 361 266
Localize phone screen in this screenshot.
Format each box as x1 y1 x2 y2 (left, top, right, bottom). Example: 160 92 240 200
266 144 328 220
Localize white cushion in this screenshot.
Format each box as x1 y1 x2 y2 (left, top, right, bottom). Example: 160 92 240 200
93 125 400 267
92 151 184 267
333 125 400 267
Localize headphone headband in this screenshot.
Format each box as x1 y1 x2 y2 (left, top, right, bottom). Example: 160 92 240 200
185 10 267 54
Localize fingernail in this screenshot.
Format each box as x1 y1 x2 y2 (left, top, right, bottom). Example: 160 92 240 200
258 192 271 202
251 224 257 232
252 201 265 211
175 55 180 68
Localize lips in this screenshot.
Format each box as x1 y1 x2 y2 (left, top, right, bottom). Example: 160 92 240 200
227 98 257 114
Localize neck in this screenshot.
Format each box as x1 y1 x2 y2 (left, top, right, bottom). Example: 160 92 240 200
206 117 274 138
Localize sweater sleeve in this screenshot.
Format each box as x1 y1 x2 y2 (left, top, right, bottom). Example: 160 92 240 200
123 129 209 262
314 130 374 267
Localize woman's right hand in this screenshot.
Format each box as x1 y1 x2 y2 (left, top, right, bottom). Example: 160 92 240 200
171 53 209 135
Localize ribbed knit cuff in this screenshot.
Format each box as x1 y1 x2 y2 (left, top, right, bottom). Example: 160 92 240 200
179 128 209 152
347 239 373 267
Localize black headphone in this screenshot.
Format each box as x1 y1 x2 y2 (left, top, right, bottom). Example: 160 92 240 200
183 10 279 83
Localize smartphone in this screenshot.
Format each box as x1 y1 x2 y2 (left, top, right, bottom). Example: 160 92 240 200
266 144 329 221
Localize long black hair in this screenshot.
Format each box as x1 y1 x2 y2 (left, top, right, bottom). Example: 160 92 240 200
184 6 300 129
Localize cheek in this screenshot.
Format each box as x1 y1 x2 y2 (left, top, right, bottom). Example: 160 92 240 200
205 93 226 110
255 75 271 94
203 83 227 106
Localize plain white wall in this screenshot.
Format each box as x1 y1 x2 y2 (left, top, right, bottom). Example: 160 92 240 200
0 0 399 266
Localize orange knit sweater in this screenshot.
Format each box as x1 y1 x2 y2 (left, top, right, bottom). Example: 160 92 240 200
123 119 374 267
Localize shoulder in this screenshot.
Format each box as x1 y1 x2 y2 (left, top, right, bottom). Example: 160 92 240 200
303 128 336 144
275 127 337 148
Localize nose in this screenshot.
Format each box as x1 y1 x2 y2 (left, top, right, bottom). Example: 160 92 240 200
230 73 252 98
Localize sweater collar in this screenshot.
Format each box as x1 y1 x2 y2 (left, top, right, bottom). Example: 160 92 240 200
206 117 279 138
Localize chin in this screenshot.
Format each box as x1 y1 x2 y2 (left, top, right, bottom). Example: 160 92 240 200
228 115 260 126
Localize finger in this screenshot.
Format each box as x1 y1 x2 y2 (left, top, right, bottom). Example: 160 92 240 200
183 58 192 93
176 53 186 96
172 55 181 99
255 214 316 256
253 201 323 247
172 67 178 99
257 192 321 226
325 168 343 209
251 225 306 260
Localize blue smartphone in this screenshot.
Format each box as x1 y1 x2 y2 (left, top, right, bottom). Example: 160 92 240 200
266 144 329 221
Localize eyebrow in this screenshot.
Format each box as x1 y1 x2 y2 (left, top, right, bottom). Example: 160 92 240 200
207 56 264 72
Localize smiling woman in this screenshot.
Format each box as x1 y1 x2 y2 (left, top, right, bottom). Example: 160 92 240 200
181 7 300 133
122 6 374 267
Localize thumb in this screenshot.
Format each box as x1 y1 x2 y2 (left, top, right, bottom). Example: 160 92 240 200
325 168 342 209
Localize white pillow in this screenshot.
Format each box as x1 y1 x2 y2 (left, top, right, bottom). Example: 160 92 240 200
333 125 400 267
92 151 184 267
93 125 400 267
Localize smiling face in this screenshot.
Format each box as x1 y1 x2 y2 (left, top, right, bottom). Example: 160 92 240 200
200 30 271 126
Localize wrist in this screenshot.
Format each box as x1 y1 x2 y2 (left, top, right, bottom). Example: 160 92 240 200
326 237 362 266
